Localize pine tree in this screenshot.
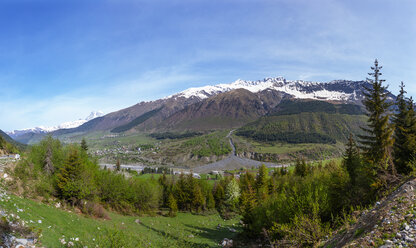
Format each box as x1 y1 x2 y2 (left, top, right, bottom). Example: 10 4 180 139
56 150 83 201
167 193 178 217
192 185 205 212
401 97 416 173
81 138 88 151
392 82 413 174
207 192 216 209
358 59 394 173
213 183 225 210
343 134 361 186
255 165 269 201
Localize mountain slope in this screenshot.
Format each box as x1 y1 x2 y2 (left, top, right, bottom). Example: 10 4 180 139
155 89 288 131
53 78 378 135
8 111 104 141
0 130 22 154
236 100 367 144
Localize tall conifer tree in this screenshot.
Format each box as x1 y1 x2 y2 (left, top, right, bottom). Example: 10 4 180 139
358 60 394 173
392 82 413 174
343 134 360 186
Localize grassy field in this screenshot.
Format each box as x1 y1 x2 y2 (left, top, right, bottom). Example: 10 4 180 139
0 192 241 247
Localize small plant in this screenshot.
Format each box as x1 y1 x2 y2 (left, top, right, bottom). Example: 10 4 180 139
354 228 365 237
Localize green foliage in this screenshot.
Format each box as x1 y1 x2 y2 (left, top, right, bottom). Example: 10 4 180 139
150 132 203 140
183 132 232 157
111 107 163 133
80 138 88 151
236 112 367 144
241 159 375 244
358 59 394 172
270 99 365 116
0 129 25 153
167 193 178 217
55 148 97 203
392 82 416 175
14 137 162 215
343 134 361 186
225 178 240 208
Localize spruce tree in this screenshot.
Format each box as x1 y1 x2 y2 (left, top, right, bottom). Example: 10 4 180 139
81 138 88 151
401 97 416 173
256 164 269 200
343 134 360 186
392 82 414 174
167 193 178 217
56 150 83 201
358 59 394 173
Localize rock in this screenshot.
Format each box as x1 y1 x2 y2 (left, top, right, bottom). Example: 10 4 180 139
135 219 140 224
406 236 415 242
220 238 233 247
15 238 28 245
228 228 236 233
397 233 402 239
385 240 393 245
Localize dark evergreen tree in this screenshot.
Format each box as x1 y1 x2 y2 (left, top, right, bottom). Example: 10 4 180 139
81 138 88 151
392 82 415 174
358 60 394 174
294 158 308 177
167 192 178 217
343 134 360 186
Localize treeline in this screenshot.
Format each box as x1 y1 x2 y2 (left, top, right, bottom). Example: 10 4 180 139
236 130 336 144
149 131 203 140
141 166 173 175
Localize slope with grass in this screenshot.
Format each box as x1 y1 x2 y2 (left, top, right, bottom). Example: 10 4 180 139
0 189 241 247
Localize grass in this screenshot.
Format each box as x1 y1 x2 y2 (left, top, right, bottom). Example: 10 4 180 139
0 193 241 247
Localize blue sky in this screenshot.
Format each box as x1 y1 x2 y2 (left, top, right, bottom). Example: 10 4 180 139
1 0 415 131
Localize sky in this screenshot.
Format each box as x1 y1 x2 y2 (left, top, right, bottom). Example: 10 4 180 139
0 0 415 131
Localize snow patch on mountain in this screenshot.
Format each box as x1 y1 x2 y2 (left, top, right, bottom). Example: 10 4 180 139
8 111 104 137
168 77 363 102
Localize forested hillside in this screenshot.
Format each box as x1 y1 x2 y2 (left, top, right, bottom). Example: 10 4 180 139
236 100 367 144
0 129 21 154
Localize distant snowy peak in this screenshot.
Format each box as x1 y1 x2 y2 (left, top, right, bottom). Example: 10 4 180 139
170 77 366 103
86 111 104 121
8 111 104 137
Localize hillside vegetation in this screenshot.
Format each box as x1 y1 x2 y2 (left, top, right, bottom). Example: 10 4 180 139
236 100 367 144
0 130 20 154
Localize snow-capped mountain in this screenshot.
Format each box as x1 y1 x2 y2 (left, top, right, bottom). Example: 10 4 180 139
8 111 104 138
169 77 368 103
